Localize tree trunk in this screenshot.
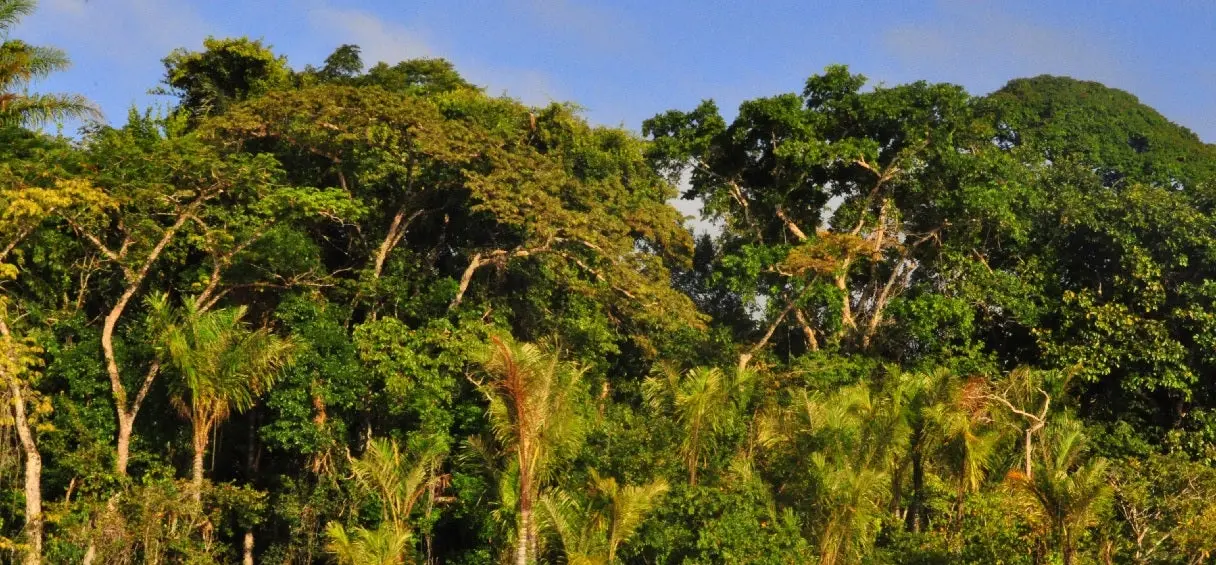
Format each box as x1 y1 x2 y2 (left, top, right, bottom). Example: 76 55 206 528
372 207 423 280
244 411 259 565
18 424 41 565
242 531 254 565
1024 430 1033 479
906 447 925 533
515 508 530 565
94 208 194 478
192 421 207 504
115 412 134 476
449 253 483 310
1063 528 1074 565
528 516 538 565
8 381 42 565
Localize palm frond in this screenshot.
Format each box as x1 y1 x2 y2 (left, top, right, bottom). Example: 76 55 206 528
0 0 34 33
1008 417 1112 556
1 92 100 128
348 436 447 531
0 41 70 87
324 522 411 565
606 477 668 561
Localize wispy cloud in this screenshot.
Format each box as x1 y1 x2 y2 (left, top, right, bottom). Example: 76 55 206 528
13 0 212 124
515 0 642 53
306 4 563 108
307 6 433 69
28 0 209 64
881 1 1129 93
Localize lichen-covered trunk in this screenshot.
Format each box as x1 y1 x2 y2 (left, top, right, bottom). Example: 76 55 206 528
243 531 254 565
115 413 134 476
8 381 42 565
20 443 41 565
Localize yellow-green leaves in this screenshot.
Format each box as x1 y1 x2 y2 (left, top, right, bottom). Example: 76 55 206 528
1 177 111 278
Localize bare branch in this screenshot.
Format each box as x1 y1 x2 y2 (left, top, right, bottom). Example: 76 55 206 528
372 208 425 280
793 307 819 352
775 206 809 242
739 298 797 371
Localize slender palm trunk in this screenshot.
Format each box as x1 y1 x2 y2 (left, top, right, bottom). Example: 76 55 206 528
528 515 538 564
192 418 208 503
244 411 258 565
1061 524 1075 565
516 508 530 565
906 447 925 533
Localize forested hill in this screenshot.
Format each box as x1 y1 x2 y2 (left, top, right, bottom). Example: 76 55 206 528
4 2 1216 563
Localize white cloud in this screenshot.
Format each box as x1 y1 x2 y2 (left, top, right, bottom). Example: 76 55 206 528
670 169 722 237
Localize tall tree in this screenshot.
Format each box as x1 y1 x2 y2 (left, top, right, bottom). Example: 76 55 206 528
70 114 353 476
325 437 447 565
205 85 704 353
477 336 587 565
976 76 1216 439
1008 418 1111 565
148 293 295 501
645 66 1027 367
541 469 669 564
0 300 46 564
160 36 291 121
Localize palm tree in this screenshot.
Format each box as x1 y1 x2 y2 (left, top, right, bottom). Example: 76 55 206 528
988 366 1075 479
325 437 447 565
541 470 669 564
478 335 587 565
148 293 295 502
812 454 889 565
901 369 998 532
1009 417 1111 565
643 365 756 485
325 525 412 565
784 383 910 565
0 0 98 127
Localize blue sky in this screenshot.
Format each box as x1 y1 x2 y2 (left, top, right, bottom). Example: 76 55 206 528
14 0 1216 142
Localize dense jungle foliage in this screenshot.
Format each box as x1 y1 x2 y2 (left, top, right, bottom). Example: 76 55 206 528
4 1 1216 563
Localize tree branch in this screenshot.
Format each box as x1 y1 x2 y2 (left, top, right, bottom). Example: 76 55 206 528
793 307 819 352
372 208 425 280
101 204 196 413
65 218 123 267
775 206 808 242
739 298 797 372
